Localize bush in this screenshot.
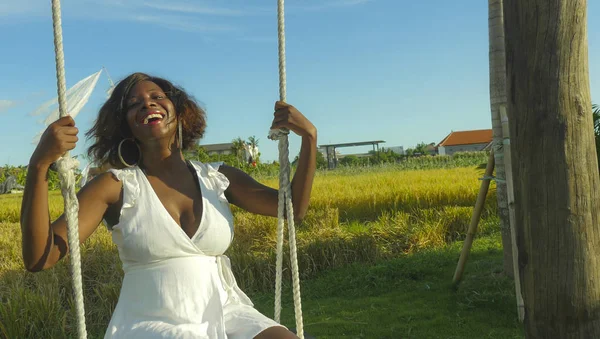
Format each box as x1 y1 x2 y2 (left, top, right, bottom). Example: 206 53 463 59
0 165 82 191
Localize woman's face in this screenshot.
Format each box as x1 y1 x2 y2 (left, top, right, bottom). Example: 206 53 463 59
124 80 177 145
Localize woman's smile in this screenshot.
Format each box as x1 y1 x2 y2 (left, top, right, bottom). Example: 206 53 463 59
139 110 166 126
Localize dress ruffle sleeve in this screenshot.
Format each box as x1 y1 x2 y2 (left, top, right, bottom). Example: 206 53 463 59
204 162 230 203
106 168 140 229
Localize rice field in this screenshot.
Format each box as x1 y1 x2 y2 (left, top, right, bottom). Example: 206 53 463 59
0 160 512 338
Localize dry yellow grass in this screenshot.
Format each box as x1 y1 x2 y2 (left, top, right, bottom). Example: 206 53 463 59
0 165 498 338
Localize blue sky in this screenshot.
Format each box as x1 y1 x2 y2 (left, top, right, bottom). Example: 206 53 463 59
1 0 600 167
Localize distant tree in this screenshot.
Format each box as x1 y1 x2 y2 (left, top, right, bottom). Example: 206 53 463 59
183 144 205 162
339 155 360 167
414 142 428 155
367 149 400 164
316 151 327 169
195 146 210 163
247 135 260 163
247 135 259 148
292 148 327 169
231 137 246 165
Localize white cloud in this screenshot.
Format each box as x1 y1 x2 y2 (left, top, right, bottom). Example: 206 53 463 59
0 100 17 114
0 1 84 17
142 2 247 16
292 0 374 11
0 0 374 18
0 0 253 33
0 0 45 17
341 0 373 4
0 0 372 35
238 36 277 43
133 14 238 33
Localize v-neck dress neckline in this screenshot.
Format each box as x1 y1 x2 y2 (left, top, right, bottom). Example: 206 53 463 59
136 162 206 243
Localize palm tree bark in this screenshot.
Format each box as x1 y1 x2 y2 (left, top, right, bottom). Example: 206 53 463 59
488 0 513 277
504 0 600 336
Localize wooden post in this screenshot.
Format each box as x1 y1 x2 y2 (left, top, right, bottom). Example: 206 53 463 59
504 1 600 335
488 0 514 278
452 150 495 285
500 105 524 322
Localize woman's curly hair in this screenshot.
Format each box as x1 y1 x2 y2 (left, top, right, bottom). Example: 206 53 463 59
86 72 206 168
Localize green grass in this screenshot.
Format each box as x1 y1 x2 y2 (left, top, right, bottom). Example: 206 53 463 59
0 163 523 338
0 232 524 338
250 235 523 338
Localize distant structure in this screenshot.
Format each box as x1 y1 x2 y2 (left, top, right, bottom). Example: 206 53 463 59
319 140 385 169
437 129 493 156
198 142 259 164
200 143 235 156
423 143 437 155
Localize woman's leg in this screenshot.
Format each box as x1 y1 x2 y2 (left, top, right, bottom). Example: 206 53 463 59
254 326 299 339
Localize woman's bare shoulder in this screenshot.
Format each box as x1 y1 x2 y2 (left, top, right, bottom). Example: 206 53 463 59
81 170 123 205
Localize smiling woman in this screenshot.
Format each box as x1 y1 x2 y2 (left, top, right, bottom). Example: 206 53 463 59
21 68 317 339
20 0 315 338
86 73 207 169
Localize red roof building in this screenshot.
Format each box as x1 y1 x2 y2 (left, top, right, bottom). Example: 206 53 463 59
437 129 493 156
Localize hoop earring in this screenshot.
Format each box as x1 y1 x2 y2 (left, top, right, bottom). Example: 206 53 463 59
178 120 183 150
118 138 141 167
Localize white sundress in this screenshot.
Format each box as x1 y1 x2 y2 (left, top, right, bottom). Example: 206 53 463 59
103 161 285 338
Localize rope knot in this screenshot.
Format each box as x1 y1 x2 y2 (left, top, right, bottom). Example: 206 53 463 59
56 156 80 172
56 156 80 190
491 139 504 153
268 128 290 141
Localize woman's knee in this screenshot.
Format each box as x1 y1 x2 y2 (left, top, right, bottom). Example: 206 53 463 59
254 326 299 339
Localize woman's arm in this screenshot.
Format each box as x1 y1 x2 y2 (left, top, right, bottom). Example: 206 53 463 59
288 130 317 219
20 161 58 272
21 169 121 272
221 101 317 221
20 116 121 272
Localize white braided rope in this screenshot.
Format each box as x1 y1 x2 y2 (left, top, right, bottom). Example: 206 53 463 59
270 0 287 325
268 0 304 337
51 1 87 338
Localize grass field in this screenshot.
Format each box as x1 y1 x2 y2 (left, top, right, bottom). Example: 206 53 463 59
0 161 523 338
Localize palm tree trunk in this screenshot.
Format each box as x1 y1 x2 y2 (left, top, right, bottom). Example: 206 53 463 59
504 0 600 336
488 0 513 277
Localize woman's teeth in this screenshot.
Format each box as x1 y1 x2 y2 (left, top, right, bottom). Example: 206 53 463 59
143 113 163 125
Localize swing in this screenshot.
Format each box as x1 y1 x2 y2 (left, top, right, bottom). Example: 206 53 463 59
48 0 307 338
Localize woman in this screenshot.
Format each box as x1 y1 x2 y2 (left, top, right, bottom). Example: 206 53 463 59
20 72 317 339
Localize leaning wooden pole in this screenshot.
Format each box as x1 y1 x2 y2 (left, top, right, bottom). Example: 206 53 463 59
453 150 495 285
499 105 524 322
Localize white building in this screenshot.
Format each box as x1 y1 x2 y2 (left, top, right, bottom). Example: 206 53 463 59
200 143 234 156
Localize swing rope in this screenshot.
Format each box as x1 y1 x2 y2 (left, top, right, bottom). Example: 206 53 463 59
269 0 305 337
50 0 87 338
